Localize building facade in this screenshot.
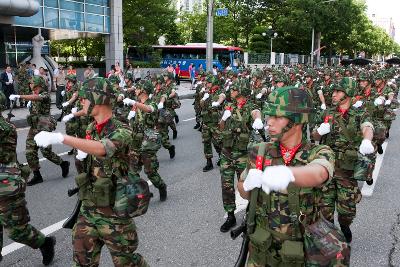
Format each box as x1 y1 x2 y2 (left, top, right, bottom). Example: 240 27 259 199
369 14 396 40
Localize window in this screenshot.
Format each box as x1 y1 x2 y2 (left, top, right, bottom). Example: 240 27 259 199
44 8 59 28
60 1 84 12
44 0 58 8
86 14 104 32
86 4 103 15
15 8 43 27
60 10 84 31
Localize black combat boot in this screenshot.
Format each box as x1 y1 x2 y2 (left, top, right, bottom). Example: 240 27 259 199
198 124 202 132
174 115 179 124
173 130 178 139
60 161 70 178
377 144 383 154
168 145 176 159
386 131 390 138
202 158 213 172
193 122 200 129
27 170 43 186
220 212 236 233
67 148 75 155
159 184 167 201
217 157 221 167
39 236 56 266
340 224 352 243
366 179 374 185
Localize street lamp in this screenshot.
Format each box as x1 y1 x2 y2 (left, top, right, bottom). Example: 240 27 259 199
262 26 278 64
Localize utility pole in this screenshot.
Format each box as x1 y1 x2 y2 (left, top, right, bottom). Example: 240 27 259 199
310 27 315 67
206 0 214 72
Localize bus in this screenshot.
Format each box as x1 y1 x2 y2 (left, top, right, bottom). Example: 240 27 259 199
127 43 244 78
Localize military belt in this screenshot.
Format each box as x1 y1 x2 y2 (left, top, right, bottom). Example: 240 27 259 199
0 162 19 174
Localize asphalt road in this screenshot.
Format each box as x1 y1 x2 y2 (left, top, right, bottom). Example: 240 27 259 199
1 99 400 267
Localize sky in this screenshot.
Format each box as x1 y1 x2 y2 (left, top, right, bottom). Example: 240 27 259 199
366 0 400 43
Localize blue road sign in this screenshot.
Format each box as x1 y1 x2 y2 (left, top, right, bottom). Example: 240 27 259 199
216 8 228 16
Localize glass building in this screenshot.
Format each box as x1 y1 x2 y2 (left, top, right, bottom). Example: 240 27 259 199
0 0 121 68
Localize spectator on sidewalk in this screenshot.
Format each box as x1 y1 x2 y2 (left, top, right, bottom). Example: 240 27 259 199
190 65 196 90
0 65 16 109
175 63 181 86
54 65 66 109
134 65 141 83
32 64 40 76
67 64 76 75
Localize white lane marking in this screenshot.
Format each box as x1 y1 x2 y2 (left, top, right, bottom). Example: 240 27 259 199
2 219 67 256
182 117 195 122
362 141 388 197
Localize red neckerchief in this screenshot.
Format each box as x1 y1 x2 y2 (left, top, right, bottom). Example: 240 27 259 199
66 84 72 92
225 106 233 111
85 130 92 140
237 98 247 109
337 107 348 117
364 87 371 97
280 143 302 165
95 118 111 135
209 85 219 94
377 86 384 94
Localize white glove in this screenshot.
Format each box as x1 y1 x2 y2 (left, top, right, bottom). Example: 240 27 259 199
359 139 374 155
9 94 20 101
62 102 69 107
260 165 295 193
76 150 88 161
243 169 263 192
71 107 78 113
221 110 231 121
149 94 153 99
123 98 136 106
34 131 64 147
118 93 125 99
62 113 75 122
385 100 391 106
317 122 331 136
61 90 65 96
157 102 164 109
127 110 136 120
320 103 326 110
317 89 323 95
200 87 206 93
374 98 384 106
27 101 32 109
256 93 263 99
211 101 220 107
201 93 210 101
271 86 275 91
353 100 363 108
123 87 128 92
252 118 264 130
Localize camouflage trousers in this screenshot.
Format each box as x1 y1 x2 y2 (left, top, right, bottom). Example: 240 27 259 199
157 123 173 150
219 148 247 212
373 120 387 146
320 168 361 226
193 100 201 124
202 123 222 159
26 127 63 171
66 118 79 136
0 194 45 251
130 150 165 189
73 205 148 267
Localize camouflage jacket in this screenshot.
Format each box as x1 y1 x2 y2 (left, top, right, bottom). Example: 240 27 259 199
0 116 17 164
15 67 31 95
64 82 80 113
130 99 158 134
200 86 224 125
241 141 334 240
29 91 51 116
361 86 394 120
320 81 335 107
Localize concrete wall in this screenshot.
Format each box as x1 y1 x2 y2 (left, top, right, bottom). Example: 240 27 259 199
105 0 123 72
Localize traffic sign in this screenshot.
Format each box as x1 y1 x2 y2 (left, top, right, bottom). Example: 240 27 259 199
216 8 228 16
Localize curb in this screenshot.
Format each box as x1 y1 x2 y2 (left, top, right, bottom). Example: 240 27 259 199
12 93 195 128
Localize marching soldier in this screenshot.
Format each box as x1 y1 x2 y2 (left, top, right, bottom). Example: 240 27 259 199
237 86 340 266
193 71 206 130
0 91 56 265
313 77 375 243
34 77 148 267
123 80 168 201
218 79 263 232
9 76 70 186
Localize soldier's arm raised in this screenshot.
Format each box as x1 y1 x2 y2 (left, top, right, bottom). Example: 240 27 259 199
19 94 44 101
63 135 106 157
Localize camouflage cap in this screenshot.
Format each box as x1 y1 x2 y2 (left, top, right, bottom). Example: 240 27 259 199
263 86 313 124
252 69 263 79
155 74 164 84
108 74 121 85
274 72 288 84
374 71 387 81
337 77 357 97
163 72 175 80
142 80 154 95
30 76 47 91
357 71 371 82
66 74 77 83
82 77 116 105
206 74 217 85
0 91 6 112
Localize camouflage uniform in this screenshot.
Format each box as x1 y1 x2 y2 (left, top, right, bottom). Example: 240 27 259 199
26 77 64 172
73 78 148 267
0 91 51 263
64 75 80 137
314 78 374 239
129 82 166 193
15 64 31 106
240 87 336 266
193 73 206 128
163 73 179 135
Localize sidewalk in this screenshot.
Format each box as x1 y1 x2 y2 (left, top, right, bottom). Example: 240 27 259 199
1 81 195 128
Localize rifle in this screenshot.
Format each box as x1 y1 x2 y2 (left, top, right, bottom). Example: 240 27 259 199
62 187 81 229
231 143 266 267
6 100 15 122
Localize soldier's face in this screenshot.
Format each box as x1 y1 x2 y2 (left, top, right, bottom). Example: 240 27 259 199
359 80 369 88
332 90 346 104
306 77 312 83
276 81 285 88
230 89 239 98
267 116 290 137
